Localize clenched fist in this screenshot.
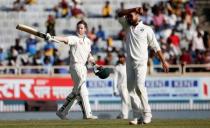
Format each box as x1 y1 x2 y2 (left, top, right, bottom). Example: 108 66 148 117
45 33 53 41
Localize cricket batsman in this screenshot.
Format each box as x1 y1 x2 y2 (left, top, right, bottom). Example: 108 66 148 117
113 54 130 119
46 20 98 120
117 7 169 125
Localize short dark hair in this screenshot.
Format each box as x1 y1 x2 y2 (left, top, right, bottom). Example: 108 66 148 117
118 54 125 58
77 20 88 30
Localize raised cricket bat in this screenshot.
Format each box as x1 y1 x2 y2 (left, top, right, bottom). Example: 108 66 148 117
16 24 61 43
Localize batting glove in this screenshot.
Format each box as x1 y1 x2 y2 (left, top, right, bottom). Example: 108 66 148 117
46 33 53 41
93 64 101 74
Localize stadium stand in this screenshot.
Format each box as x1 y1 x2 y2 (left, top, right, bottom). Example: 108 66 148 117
0 0 209 70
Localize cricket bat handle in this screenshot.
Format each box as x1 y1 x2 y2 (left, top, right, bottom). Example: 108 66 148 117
16 24 62 44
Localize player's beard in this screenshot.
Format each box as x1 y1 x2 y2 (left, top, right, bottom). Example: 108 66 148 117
127 19 139 26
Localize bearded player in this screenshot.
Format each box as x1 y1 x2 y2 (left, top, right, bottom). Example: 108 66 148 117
117 7 169 125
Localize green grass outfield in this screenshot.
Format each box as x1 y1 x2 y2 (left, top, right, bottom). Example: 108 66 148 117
0 119 209 128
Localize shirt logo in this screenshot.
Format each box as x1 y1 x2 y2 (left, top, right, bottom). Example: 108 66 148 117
140 28 144 32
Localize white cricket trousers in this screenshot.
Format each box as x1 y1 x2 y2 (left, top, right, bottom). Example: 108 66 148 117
118 84 130 119
58 64 92 118
126 62 151 118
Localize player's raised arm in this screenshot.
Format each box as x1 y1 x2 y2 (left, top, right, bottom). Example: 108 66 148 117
46 33 78 45
46 33 68 44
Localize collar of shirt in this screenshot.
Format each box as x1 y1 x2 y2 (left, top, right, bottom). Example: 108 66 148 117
76 33 86 41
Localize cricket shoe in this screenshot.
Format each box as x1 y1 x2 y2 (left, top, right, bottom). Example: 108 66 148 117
143 113 152 124
85 115 98 120
56 111 68 120
129 117 143 125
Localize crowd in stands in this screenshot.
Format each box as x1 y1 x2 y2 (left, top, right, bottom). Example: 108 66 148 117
12 0 37 11
52 0 85 18
1 0 210 74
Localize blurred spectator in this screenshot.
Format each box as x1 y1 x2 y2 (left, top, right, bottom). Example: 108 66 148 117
25 0 37 5
6 46 19 74
168 29 180 48
53 6 61 18
203 31 210 50
181 23 194 50
149 50 161 65
13 0 26 11
176 13 187 33
194 50 205 64
180 48 192 65
96 25 106 40
32 50 43 66
192 12 199 27
59 0 69 17
115 2 124 19
166 0 175 13
63 50 70 65
166 39 180 64
96 55 105 65
204 50 210 64
71 0 85 18
42 56 53 74
106 36 115 52
26 35 38 56
102 1 112 17
105 52 115 65
118 28 126 41
165 10 177 28
43 41 56 65
13 38 24 54
7 46 18 66
53 49 61 65
91 42 100 55
45 15 56 36
173 3 182 17
44 41 56 57
141 3 153 25
204 50 210 71
0 48 7 65
54 60 69 74
152 9 165 31
87 27 97 42
192 31 205 52
18 53 31 74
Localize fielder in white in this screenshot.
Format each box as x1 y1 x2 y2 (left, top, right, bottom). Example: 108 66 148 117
113 54 130 119
118 7 169 125
46 20 97 120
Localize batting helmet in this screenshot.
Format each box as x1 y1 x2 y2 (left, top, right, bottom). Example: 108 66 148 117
94 66 111 79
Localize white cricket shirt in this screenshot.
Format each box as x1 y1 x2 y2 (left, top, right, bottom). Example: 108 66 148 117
119 18 161 65
67 35 92 65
